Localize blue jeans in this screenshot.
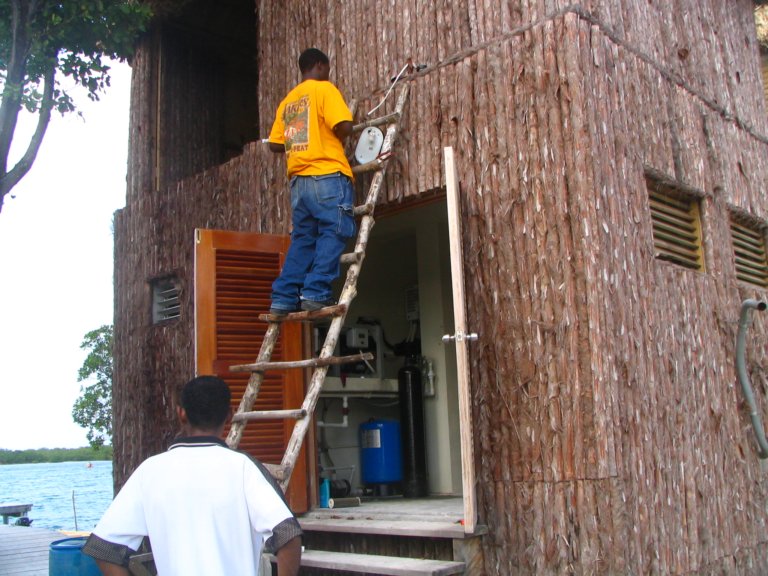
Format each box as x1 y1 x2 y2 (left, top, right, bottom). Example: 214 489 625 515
271 173 356 311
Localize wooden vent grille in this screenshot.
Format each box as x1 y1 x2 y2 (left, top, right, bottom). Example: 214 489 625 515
649 189 704 271
731 218 768 288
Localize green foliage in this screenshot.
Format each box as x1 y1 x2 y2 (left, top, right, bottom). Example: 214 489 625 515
0 446 113 464
72 325 113 449
0 0 152 209
0 0 152 113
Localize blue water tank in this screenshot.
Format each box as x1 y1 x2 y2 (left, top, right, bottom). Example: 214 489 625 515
49 537 101 576
360 419 403 484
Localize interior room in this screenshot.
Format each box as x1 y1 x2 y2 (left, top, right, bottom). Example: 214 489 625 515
312 199 464 509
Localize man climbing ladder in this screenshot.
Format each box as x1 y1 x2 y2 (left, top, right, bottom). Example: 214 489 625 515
227 54 410 492
267 48 356 316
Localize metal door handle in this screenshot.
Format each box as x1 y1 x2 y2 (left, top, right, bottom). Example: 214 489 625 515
442 331 478 343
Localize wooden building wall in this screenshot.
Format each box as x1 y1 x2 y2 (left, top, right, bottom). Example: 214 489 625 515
114 26 288 479
115 0 768 573
253 1 768 573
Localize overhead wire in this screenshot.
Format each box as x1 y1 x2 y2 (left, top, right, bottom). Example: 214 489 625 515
367 62 410 116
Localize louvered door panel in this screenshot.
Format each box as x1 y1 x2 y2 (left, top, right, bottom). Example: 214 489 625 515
195 229 308 511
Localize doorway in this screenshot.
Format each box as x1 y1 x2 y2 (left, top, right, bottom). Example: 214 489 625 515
314 198 464 503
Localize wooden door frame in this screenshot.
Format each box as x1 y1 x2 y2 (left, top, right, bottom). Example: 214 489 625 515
444 147 478 534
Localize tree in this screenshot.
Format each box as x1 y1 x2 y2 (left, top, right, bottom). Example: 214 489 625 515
0 0 151 213
72 324 113 449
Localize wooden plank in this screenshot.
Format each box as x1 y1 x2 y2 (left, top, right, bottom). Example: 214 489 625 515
443 146 477 535
298 550 465 576
258 304 348 323
299 518 487 539
0 525 64 576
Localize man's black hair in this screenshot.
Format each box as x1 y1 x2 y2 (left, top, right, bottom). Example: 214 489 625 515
180 376 231 429
299 48 329 73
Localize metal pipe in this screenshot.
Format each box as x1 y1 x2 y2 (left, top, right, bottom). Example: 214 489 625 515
736 299 768 459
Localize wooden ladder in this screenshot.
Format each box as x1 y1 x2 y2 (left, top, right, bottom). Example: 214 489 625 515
226 85 410 491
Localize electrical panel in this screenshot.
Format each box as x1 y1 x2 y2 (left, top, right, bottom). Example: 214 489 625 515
315 324 384 379
405 286 420 321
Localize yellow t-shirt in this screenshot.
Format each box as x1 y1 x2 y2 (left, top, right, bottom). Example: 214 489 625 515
269 80 353 179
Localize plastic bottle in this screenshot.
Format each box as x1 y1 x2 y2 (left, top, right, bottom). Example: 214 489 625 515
319 477 331 508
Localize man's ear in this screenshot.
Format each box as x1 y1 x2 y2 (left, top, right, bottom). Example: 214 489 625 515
176 405 188 424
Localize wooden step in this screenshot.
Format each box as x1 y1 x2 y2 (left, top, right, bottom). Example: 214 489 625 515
299 518 486 539
352 110 401 132
230 352 373 373
259 303 347 323
292 550 465 576
352 155 389 175
232 408 307 423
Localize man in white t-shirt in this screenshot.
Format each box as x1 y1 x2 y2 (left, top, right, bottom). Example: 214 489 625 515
83 376 302 575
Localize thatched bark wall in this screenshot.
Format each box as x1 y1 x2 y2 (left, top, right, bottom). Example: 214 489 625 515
113 136 287 481
257 2 767 207
126 27 247 205
254 1 768 573
116 0 768 572
114 33 288 482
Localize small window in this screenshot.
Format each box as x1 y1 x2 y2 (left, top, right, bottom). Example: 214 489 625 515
152 276 181 323
647 184 705 271
730 217 768 288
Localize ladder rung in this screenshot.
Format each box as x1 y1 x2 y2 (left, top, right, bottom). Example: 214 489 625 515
261 303 347 322
263 463 287 481
340 250 364 265
230 352 374 373
352 158 385 175
232 408 307 422
351 110 400 132
353 203 374 216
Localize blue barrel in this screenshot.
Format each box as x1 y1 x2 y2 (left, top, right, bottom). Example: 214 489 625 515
49 537 101 576
360 419 403 484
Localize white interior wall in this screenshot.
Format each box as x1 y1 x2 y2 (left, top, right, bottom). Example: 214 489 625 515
417 217 462 494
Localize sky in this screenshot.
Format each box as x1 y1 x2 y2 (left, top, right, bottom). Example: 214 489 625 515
0 61 131 450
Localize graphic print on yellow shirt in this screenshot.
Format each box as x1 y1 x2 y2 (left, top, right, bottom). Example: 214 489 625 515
269 80 353 179
284 95 310 153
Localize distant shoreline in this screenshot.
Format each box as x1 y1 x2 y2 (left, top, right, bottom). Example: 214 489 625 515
0 446 113 465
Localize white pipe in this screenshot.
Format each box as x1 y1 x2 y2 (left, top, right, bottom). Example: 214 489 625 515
317 396 349 428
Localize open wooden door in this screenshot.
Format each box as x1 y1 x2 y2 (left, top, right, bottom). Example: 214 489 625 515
194 229 309 512
443 147 478 533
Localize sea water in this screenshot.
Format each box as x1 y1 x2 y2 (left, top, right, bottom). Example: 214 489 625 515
0 461 113 531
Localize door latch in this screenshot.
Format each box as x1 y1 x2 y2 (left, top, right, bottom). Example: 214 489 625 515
442 330 478 344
